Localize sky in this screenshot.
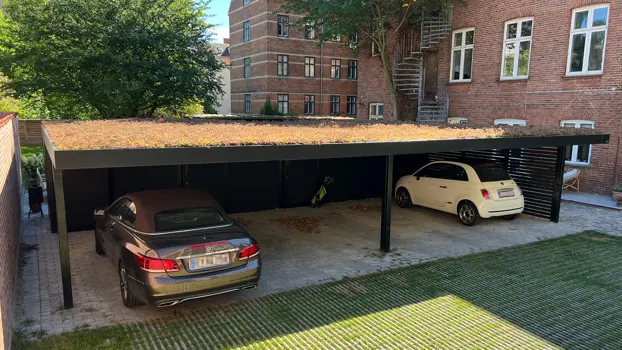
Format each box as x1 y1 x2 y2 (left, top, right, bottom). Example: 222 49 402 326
207 0 230 43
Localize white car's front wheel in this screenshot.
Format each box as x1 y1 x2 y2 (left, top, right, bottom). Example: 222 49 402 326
458 201 481 226
395 188 413 208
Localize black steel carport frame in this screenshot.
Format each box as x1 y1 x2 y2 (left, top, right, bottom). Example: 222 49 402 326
43 130 610 309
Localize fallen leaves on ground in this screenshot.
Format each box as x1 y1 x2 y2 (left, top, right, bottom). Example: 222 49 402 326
349 204 383 212
277 216 322 234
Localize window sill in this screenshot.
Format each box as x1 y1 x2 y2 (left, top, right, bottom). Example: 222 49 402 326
563 73 603 79
498 77 528 82
448 80 472 85
565 162 591 168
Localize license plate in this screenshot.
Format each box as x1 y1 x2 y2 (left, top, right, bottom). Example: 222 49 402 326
498 190 515 198
188 253 230 271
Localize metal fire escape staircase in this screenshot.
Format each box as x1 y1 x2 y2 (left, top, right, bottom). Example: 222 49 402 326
392 13 452 122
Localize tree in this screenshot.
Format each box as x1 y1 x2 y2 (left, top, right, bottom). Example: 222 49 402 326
0 0 224 119
281 0 453 120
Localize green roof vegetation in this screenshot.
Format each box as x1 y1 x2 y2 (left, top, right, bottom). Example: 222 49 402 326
43 119 602 151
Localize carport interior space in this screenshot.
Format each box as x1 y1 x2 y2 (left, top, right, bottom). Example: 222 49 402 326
41 120 610 309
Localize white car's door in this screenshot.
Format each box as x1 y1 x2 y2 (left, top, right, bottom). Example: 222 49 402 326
441 164 471 212
412 163 448 208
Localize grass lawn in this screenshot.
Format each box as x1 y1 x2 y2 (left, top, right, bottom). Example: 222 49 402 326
20 145 43 159
14 231 622 349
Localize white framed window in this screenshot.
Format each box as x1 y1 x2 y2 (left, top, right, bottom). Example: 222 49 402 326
371 42 380 57
561 120 595 165
567 4 609 76
495 119 526 126
450 28 474 82
304 57 315 78
501 18 533 80
448 117 468 124
370 103 384 120
243 0 250 6
304 23 316 40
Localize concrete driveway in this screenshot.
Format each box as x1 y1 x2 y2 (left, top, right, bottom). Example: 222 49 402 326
15 196 620 335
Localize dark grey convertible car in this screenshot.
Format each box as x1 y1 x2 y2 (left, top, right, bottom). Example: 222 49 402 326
94 189 261 308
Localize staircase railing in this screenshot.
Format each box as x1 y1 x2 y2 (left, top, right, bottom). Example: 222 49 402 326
392 26 419 70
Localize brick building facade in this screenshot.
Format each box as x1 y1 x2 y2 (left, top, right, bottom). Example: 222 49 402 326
0 113 22 349
435 0 622 194
229 0 622 194
229 0 359 116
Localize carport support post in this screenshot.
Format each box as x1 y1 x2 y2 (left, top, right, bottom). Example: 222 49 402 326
551 146 567 223
381 155 394 252
53 168 73 309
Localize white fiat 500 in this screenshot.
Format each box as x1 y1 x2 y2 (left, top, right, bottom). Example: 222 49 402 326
395 161 524 226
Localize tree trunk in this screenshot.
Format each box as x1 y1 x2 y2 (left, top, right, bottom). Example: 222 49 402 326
379 49 399 121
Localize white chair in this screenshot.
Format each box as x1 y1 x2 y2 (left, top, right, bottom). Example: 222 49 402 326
563 168 580 192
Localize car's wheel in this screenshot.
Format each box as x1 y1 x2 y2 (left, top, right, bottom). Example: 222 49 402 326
458 201 481 226
502 214 520 220
119 263 143 308
95 231 105 255
395 188 413 208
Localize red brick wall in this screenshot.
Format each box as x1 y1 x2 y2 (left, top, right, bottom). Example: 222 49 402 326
433 0 622 193
229 0 361 116
0 113 22 349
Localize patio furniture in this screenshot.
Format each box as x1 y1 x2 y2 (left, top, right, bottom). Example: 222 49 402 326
563 168 580 192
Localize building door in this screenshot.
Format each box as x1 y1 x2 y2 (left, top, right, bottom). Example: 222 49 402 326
423 51 438 102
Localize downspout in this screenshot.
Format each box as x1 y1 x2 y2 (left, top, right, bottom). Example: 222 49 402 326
320 42 324 114
612 117 622 187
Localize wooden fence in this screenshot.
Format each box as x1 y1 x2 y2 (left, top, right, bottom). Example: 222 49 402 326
18 119 43 146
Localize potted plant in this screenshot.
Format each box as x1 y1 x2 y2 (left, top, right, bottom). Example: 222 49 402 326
23 154 44 217
613 183 622 203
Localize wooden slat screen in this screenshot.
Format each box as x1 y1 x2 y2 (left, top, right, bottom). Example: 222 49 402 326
429 147 561 220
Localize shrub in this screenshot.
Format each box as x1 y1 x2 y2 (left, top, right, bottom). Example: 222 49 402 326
259 97 281 116
613 184 622 192
22 154 44 187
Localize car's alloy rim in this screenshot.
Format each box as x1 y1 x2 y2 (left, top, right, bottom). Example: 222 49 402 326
459 205 475 224
120 267 128 300
397 190 409 206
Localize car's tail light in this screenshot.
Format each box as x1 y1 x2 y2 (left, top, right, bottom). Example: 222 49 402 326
481 189 492 200
239 243 260 260
136 254 180 272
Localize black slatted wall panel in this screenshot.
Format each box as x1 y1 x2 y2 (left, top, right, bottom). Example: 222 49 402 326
429 147 561 220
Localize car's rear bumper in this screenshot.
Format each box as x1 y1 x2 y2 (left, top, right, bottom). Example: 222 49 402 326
478 197 525 218
130 258 261 307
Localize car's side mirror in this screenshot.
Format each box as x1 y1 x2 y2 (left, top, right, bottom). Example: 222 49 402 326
94 209 105 217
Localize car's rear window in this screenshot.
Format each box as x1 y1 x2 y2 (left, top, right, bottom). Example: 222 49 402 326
154 207 226 232
472 163 512 182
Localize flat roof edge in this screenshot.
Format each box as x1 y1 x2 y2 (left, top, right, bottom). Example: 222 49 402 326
52 133 610 170
42 127 56 168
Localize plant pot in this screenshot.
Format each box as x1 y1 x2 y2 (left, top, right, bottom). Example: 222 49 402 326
613 191 622 202
28 186 44 215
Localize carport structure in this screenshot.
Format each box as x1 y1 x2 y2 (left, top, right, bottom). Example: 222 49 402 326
41 119 609 309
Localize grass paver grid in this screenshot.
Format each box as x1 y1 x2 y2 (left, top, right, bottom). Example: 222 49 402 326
15 231 622 349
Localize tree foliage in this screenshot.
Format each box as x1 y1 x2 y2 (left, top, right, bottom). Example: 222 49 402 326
0 0 223 119
281 0 455 120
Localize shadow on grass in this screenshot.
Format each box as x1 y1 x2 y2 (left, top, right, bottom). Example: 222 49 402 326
16 231 622 349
